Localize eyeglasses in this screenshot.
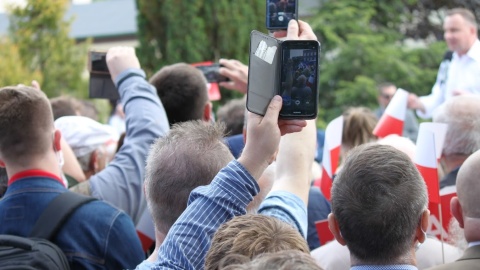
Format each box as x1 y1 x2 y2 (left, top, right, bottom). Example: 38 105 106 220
381 94 393 100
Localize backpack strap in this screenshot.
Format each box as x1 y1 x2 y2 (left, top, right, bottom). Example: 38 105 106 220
30 192 96 240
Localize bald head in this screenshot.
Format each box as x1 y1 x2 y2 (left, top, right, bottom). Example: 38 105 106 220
456 150 480 218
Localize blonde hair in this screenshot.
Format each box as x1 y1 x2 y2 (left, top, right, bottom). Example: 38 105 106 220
342 107 378 153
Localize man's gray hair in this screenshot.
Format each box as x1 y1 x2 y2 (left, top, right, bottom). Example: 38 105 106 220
433 96 480 157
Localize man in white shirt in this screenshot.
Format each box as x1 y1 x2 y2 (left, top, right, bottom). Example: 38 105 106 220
409 8 480 119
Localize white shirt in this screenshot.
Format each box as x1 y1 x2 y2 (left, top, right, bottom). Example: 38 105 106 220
418 39 480 119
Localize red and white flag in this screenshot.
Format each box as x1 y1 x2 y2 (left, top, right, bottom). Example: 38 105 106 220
415 124 440 204
315 219 334 246
136 209 156 252
373 88 408 138
314 116 343 201
419 122 448 160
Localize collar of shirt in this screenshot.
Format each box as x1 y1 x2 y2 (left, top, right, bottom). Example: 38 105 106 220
351 265 418 270
468 241 480 248
455 39 480 63
8 169 65 187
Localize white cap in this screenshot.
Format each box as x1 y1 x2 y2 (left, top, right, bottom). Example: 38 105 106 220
55 116 119 157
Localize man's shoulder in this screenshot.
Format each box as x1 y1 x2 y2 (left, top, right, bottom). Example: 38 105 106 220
426 260 479 270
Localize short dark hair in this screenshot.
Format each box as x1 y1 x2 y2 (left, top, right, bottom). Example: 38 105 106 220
0 86 54 164
49 96 81 120
205 214 310 270
144 120 233 234
149 63 208 126
377 82 396 94
216 98 245 136
331 143 427 264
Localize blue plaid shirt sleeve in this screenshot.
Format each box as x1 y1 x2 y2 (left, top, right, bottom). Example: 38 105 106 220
150 160 260 270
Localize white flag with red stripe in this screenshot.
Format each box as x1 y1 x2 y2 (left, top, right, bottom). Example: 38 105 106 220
373 88 408 138
415 124 440 204
419 122 448 160
136 209 156 252
314 116 343 201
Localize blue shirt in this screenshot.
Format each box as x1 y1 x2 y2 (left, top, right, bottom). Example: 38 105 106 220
0 176 144 269
89 68 170 225
351 265 418 270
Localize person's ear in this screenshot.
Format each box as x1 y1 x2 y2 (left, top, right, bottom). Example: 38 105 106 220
416 209 430 244
328 213 346 246
53 130 62 152
451 197 464 228
203 102 213 123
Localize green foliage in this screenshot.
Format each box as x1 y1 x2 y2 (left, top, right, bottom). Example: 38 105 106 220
0 38 42 87
135 0 266 102
8 0 89 98
309 0 447 122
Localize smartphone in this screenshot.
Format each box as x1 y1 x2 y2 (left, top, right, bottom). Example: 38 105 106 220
88 51 119 99
266 0 298 30
196 63 231 83
278 40 320 118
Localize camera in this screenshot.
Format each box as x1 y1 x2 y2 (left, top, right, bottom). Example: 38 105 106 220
88 51 119 99
195 63 231 83
266 0 298 30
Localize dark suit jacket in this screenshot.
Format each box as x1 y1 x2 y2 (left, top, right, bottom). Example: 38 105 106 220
427 245 480 270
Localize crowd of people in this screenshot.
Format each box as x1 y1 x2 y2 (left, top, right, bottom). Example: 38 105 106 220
0 7 480 270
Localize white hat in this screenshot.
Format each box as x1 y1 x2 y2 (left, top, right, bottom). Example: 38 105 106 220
55 116 119 157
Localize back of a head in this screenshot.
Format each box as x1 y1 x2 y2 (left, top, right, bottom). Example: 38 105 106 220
456 149 480 218
145 121 233 234
149 63 208 125
216 98 245 136
331 143 427 264
342 107 378 152
205 214 310 270
49 96 81 120
219 250 323 270
433 96 480 157
0 86 54 164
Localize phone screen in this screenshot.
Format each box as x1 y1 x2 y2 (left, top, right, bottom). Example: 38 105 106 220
279 41 319 118
266 0 297 30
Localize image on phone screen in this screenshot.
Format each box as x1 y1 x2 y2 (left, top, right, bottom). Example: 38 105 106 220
266 0 297 30
279 41 319 118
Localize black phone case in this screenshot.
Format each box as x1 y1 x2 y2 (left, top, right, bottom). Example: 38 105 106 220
247 30 319 119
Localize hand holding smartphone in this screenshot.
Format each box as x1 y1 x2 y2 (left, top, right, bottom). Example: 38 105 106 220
195 63 231 83
247 31 320 119
88 51 119 99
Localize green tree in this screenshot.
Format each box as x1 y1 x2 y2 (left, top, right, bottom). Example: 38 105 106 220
308 0 447 123
8 0 88 98
0 38 42 87
135 0 266 101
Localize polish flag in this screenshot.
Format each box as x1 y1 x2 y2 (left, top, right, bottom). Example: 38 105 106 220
373 88 409 138
315 219 335 246
136 209 156 252
419 122 448 160
415 125 440 204
314 116 343 201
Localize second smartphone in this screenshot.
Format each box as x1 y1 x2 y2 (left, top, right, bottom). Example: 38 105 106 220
266 0 298 30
